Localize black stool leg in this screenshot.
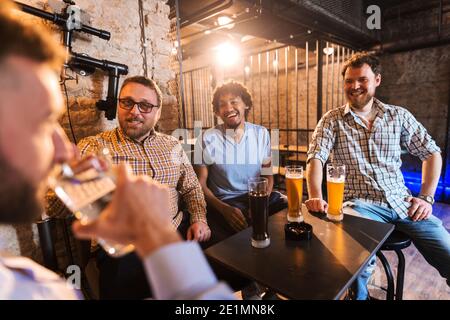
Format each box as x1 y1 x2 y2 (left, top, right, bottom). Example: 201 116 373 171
376 251 395 300
37 218 58 272
394 249 406 300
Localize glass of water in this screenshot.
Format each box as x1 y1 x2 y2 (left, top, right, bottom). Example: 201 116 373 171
49 148 134 257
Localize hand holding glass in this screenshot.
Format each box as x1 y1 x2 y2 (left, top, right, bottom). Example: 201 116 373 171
49 148 134 257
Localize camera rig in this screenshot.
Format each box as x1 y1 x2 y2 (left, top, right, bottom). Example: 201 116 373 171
15 0 129 120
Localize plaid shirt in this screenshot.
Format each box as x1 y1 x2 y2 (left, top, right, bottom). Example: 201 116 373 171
77 127 207 228
307 98 441 219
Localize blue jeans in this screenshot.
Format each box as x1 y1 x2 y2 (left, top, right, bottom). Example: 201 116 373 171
349 199 450 300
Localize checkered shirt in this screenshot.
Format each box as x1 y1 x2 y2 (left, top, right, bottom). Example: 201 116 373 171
307 98 441 219
78 127 207 228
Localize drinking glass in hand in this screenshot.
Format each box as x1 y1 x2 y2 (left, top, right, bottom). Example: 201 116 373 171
248 177 270 248
49 148 134 257
326 164 345 222
285 165 304 222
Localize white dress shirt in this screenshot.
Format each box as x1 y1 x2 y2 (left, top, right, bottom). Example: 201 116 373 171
0 242 233 300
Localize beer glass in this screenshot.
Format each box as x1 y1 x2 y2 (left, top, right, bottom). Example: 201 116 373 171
326 164 346 222
248 177 270 248
49 148 135 257
285 165 304 223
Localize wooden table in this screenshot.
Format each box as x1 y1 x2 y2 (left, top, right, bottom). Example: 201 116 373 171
205 205 394 299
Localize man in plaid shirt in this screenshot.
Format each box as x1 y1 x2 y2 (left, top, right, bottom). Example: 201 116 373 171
306 52 450 299
78 76 210 299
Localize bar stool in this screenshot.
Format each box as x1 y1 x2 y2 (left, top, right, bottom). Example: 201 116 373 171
376 229 412 300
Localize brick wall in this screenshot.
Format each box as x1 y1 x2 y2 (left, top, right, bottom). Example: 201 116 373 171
19 0 178 141
376 0 450 175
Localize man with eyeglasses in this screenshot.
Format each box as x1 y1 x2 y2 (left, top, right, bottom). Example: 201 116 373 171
77 76 210 299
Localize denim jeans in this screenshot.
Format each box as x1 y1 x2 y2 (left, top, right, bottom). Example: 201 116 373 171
348 199 450 300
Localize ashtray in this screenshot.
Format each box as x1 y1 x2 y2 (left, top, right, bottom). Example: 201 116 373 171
284 222 313 241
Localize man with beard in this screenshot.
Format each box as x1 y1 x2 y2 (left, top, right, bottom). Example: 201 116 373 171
194 81 287 243
0 1 231 299
305 52 450 299
77 76 210 299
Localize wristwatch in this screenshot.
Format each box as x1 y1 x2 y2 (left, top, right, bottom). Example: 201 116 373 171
418 194 435 205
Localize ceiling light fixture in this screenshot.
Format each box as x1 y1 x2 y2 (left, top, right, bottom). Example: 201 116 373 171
217 15 234 29
214 42 240 67
323 47 334 55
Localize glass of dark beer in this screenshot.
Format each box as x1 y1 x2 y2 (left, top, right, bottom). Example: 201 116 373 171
248 177 270 248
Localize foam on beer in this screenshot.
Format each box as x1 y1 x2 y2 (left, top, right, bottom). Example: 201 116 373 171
327 176 344 183
285 173 303 179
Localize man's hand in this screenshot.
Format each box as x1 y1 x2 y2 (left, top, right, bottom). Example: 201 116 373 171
406 196 433 221
305 198 328 213
187 221 211 242
72 164 181 258
221 205 248 232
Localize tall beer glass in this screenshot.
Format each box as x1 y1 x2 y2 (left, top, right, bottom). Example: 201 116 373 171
285 165 304 222
248 177 270 248
326 164 345 222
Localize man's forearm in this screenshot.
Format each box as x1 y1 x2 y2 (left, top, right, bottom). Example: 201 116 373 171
202 185 228 212
306 159 324 199
420 152 442 196
182 186 208 224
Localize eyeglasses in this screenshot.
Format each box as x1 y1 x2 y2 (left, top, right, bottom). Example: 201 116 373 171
118 98 159 113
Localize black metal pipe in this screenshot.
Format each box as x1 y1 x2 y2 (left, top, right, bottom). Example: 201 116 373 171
180 0 233 28
175 0 187 129
377 251 395 300
285 47 289 147
267 51 271 130
295 47 299 161
306 41 310 147
331 44 335 110
438 0 443 40
181 15 259 42
325 41 329 113
250 56 255 123
15 1 111 40
337 46 341 107
71 52 128 75
316 40 324 122
190 72 195 128
259 53 262 126
374 35 450 53
395 249 406 300
71 52 128 120
276 49 280 129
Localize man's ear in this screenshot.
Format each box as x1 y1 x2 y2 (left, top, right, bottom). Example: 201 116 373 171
375 73 381 87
